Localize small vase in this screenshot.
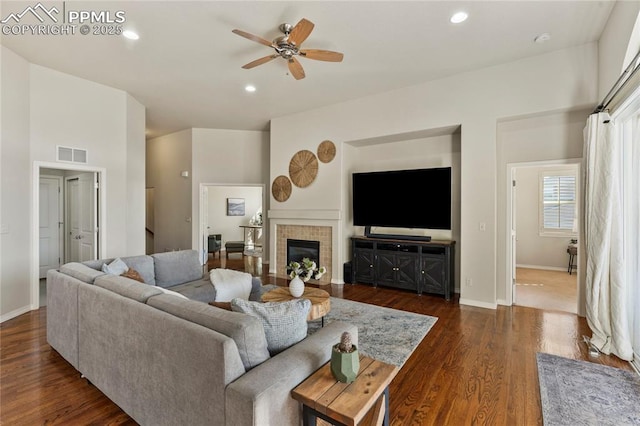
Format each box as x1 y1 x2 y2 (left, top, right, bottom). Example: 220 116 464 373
331 345 359 383
289 275 305 297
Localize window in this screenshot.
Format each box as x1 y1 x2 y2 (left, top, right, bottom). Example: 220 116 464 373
539 170 577 236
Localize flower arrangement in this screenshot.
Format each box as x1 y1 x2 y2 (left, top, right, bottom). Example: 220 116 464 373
288 257 326 282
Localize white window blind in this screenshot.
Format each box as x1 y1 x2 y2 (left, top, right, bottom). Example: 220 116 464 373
540 173 576 235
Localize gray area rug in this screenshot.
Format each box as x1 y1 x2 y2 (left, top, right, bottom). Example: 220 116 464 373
308 297 437 368
536 352 640 426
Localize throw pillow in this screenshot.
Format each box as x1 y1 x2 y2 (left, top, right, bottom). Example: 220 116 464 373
230 298 311 355
210 269 252 302
101 257 128 275
121 268 145 283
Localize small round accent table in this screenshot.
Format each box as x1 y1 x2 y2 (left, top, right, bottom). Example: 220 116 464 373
261 286 330 325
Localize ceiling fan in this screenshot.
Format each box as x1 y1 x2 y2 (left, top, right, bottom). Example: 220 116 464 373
232 18 344 80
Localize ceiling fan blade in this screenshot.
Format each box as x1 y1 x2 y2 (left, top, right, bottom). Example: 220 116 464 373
287 18 314 46
288 57 305 80
232 29 274 47
242 55 279 69
299 49 344 62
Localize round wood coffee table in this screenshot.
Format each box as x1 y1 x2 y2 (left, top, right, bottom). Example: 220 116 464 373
261 286 330 324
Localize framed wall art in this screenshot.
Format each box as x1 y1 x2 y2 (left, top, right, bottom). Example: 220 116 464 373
227 198 245 216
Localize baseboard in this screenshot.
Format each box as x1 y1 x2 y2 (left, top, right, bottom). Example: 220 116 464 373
459 298 497 310
516 264 567 272
0 305 32 323
497 298 511 306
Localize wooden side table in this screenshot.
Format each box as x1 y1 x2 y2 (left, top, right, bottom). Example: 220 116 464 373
291 355 399 426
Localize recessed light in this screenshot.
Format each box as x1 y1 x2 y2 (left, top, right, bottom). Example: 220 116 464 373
450 11 468 24
245 85 256 93
534 33 551 43
123 30 139 40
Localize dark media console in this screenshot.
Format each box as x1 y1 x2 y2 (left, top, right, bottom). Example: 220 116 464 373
351 236 455 300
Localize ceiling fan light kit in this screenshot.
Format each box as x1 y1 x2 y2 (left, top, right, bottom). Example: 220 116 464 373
232 18 344 80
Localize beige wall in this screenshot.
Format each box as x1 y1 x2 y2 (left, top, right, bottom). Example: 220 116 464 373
191 128 269 260
1 47 31 321
146 129 193 253
1 47 146 321
271 43 598 309
598 1 640 101
514 165 578 270
345 133 462 290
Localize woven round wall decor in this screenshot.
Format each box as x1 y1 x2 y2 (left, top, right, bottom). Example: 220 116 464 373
317 140 336 163
289 150 319 188
271 175 292 202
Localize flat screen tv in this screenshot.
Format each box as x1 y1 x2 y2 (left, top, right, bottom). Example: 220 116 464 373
352 167 451 230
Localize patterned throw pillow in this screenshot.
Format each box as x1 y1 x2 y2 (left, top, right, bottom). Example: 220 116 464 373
121 268 145 283
230 298 311 355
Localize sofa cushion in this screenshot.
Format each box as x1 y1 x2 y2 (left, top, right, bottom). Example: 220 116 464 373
94 275 162 303
155 286 189 299
230 298 311 355
152 250 202 288
60 262 106 284
101 258 129 275
147 294 270 370
168 278 216 303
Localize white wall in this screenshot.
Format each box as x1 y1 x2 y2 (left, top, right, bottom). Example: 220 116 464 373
1 47 31 320
271 43 598 308
191 128 269 259
146 129 193 253
515 166 577 270
598 1 640 100
206 185 263 247
1 48 146 321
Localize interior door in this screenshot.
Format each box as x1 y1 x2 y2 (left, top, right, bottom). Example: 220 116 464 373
39 176 62 278
66 173 97 262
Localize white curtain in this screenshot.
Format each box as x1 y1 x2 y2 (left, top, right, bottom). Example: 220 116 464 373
583 112 633 361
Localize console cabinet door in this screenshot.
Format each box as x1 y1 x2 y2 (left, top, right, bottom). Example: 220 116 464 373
353 249 375 284
420 254 445 295
377 252 418 291
395 253 419 291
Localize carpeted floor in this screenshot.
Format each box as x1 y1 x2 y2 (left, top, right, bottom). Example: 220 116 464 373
308 297 437 368
536 352 640 425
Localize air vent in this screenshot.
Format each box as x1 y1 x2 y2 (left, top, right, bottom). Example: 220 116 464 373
57 145 88 164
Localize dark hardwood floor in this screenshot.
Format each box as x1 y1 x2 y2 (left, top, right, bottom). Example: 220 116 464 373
1 253 633 425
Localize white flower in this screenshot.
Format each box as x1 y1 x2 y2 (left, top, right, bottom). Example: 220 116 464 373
288 257 326 282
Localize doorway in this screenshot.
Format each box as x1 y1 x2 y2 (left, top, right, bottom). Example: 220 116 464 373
32 162 106 309
506 159 582 313
198 183 265 266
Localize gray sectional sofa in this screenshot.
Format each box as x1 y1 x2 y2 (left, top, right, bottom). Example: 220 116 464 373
46 249 356 426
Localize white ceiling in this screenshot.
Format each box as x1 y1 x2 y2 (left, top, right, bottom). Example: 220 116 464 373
1 1 615 138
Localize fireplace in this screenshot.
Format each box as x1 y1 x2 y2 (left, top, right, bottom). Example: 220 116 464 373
287 239 320 266
274 224 332 283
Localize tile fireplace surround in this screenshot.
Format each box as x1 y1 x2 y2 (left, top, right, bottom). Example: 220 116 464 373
276 225 332 284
